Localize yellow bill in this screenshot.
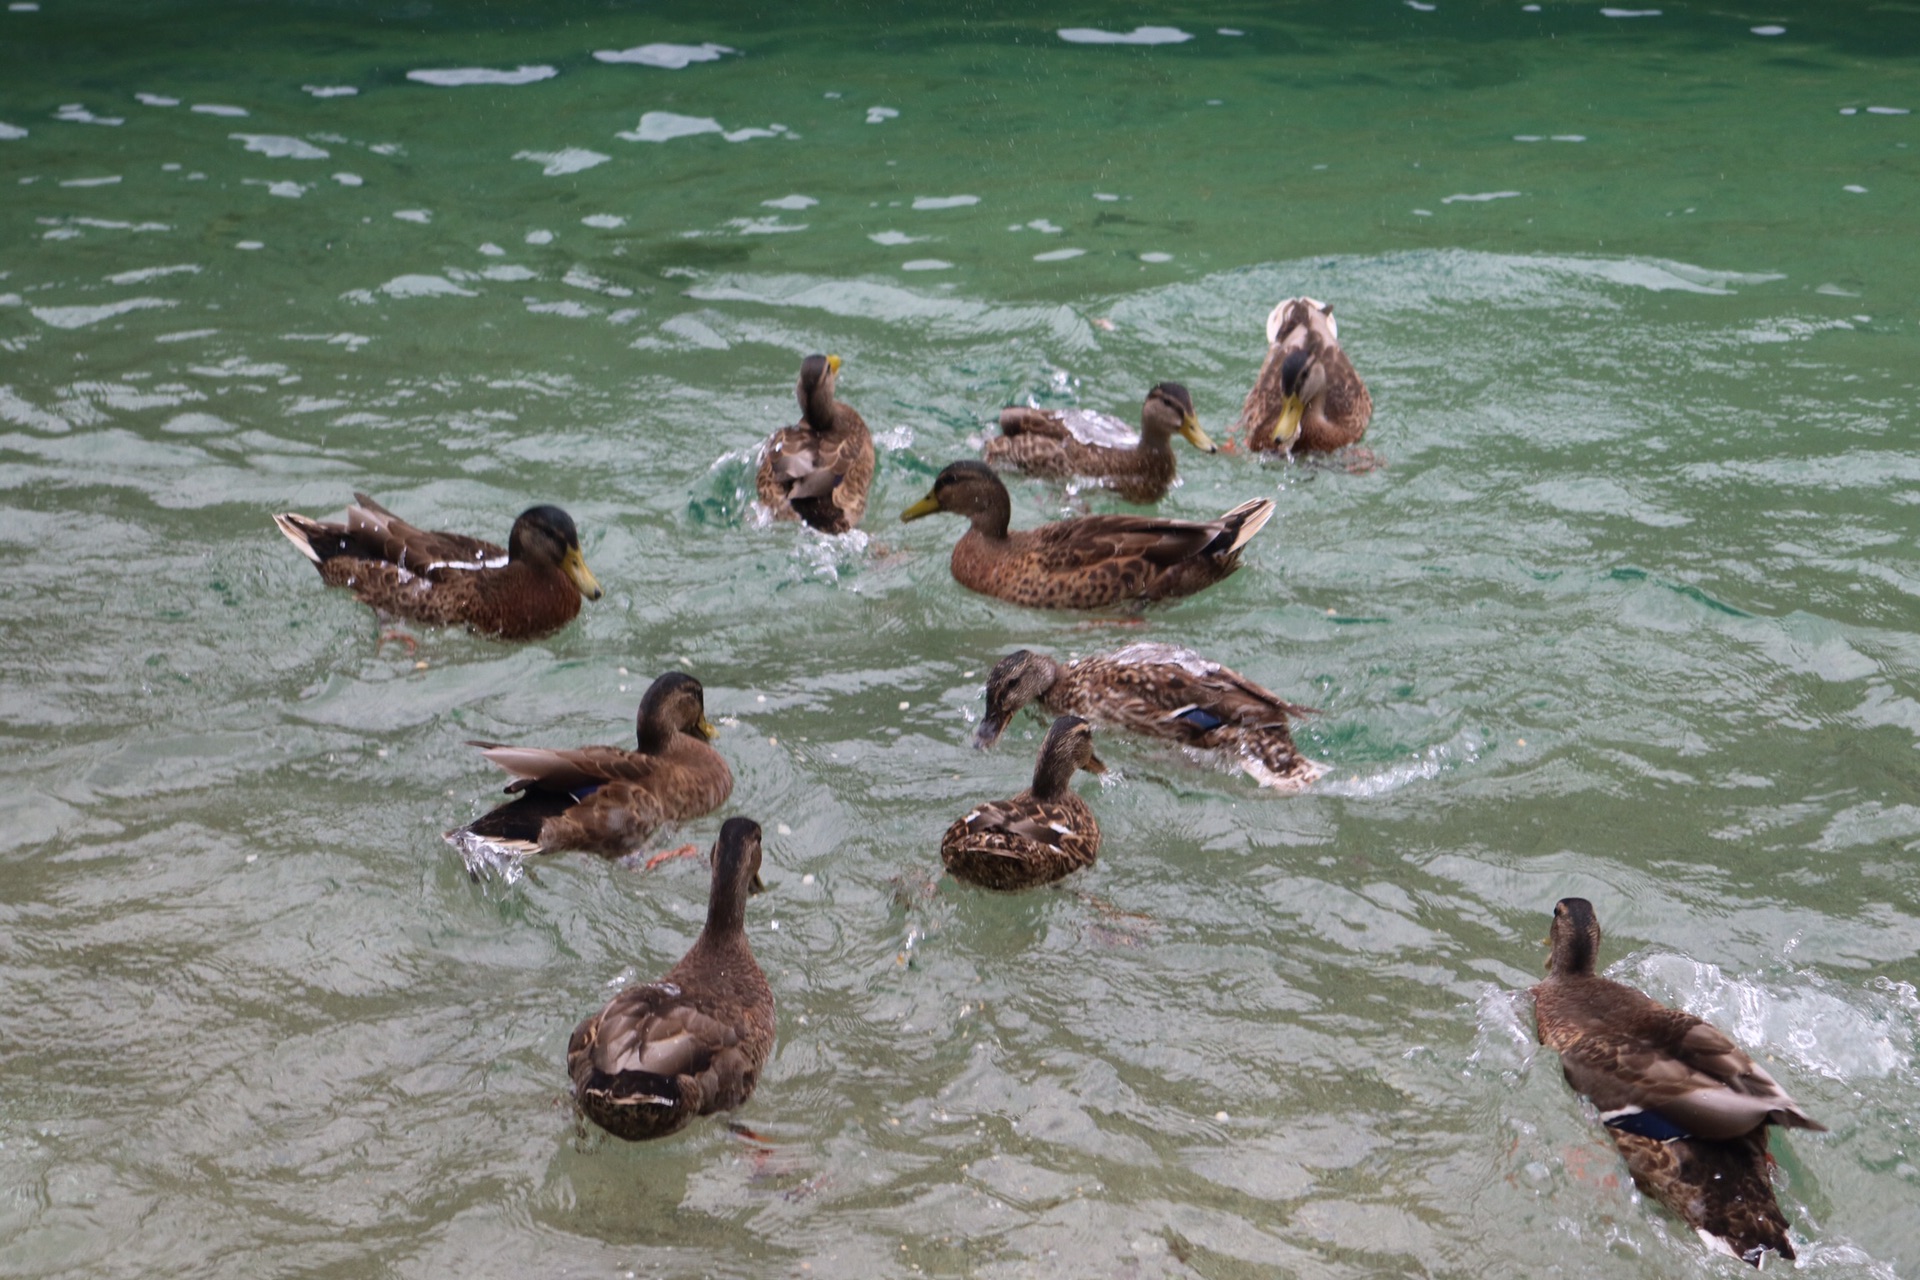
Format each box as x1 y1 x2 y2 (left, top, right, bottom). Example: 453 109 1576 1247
561 546 604 600
1179 413 1219 453
1271 394 1305 450
696 714 720 742
900 492 942 522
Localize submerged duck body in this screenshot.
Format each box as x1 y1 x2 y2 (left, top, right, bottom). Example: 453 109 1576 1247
1233 297 1373 455
569 817 774 1141
1530 897 1826 1266
942 715 1105 890
445 672 732 870
273 494 602 640
900 461 1273 610
985 381 1217 503
975 643 1326 791
756 353 875 534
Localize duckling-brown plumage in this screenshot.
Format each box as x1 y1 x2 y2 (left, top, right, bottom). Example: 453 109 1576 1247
1530 897 1825 1266
756 353 875 534
273 494 602 640
984 382 1217 503
942 715 1105 890
1233 297 1372 455
900 461 1272 610
975 644 1325 791
568 816 774 1141
445 672 732 867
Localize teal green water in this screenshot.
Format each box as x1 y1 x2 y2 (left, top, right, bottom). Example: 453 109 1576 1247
3 3 1917 1276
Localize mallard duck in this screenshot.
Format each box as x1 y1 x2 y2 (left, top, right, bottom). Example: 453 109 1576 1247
273 494 602 640
756 353 875 534
1232 297 1373 455
984 382 1217 503
899 461 1273 610
1531 898 1826 1266
942 715 1105 890
444 672 732 870
568 816 774 1141
975 644 1326 791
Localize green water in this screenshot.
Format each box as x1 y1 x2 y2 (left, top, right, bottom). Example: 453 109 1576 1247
3 2 1917 1276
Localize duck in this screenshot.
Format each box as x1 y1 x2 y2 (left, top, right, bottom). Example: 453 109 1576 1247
974 644 1326 791
1530 897 1826 1266
1231 297 1373 455
273 494 602 641
942 715 1105 890
756 353 875 534
568 816 775 1141
899 461 1273 610
984 381 1217 503
443 672 732 870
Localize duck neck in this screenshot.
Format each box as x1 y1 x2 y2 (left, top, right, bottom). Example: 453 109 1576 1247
702 879 749 942
636 716 676 755
802 379 837 432
967 485 1013 541
1029 748 1078 801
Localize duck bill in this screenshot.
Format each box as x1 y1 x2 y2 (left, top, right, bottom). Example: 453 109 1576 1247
826 354 843 374
696 715 720 742
750 871 767 895
1270 394 1305 451
1084 750 1108 775
973 709 1013 750
1179 413 1219 454
561 547 604 600
899 492 942 522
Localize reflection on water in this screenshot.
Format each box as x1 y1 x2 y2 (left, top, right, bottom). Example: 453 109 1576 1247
2 1 1917 1276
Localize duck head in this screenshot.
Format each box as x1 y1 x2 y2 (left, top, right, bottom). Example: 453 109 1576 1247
899 460 1013 537
1545 897 1603 978
975 649 1065 748
1140 381 1217 453
797 353 843 428
1030 714 1106 799
635 671 718 753
509 505 603 600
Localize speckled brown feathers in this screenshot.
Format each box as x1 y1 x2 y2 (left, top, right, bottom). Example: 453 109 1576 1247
975 644 1325 791
984 382 1216 503
757 353 875 534
273 493 602 640
1530 898 1824 1265
1234 297 1373 455
568 817 774 1141
942 715 1104 890
901 461 1273 610
445 672 732 861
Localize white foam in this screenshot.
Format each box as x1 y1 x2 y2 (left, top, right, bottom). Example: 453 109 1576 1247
54 105 122 126
901 259 952 271
727 217 806 234
1058 26 1192 44
1840 108 1858 115
866 106 899 124
763 194 817 210
1093 192 1120 201
480 264 536 281
0 122 24 140
32 297 177 329
106 264 198 284
236 241 263 249
617 111 722 142
723 125 785 142
1441 190 1522 202
1551 134 1585 141
1033 247 1084 262
478 242 505 256
231 133 329 159
1406 1 1435 9
303 85 358 97
332 172 362 186
525 229 553 245
1844 184 1868 193
136 93 178 107
408 66 556 86
868 230 926 245
1514 134 1542 142
1218 27 1244 35
191 103 248 117
1140 251 1172 263
913 194 979 209
380 274 475 298
593 42 734 69
155 328 219 342
1598 6 1659 14
1867 106 1911 115
513 147 609 175
527 299 593 317
245 178 308 198
393 209 431 223
581 213 625 228
1025 218 1063 233
11 2 41 9
60 175 121 187
1750 25 1784 35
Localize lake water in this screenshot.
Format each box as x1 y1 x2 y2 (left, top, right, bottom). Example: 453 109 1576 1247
2 2 1917 1276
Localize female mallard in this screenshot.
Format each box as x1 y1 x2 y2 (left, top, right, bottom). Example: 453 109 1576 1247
942 715 1105 890
1531 898 1826 1266
756 353 875 534
1232 297 1373 455
984 382 1217 503
273 494 602 640
444 672 732 871
899 461 1273 610
975 644 1326 791
569 816 774 1141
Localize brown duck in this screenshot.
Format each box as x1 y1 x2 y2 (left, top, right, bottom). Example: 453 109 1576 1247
1232 297 1373 455
1531 897 1826 1266
273 494 602 640
569 816 774 1141
756 353 875 534
984 381 1217 503
899 461 1273 610
942 715 1105 890
975 644 1325 791
444 672 732 869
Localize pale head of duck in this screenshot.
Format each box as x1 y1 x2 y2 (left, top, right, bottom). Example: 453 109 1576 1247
975 649 1065 749
1264 296 1338 349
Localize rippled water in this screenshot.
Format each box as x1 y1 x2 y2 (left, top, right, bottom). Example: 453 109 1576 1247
3 3 1917 1277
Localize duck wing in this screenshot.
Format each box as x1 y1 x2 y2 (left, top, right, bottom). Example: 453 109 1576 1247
341 493 507 572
